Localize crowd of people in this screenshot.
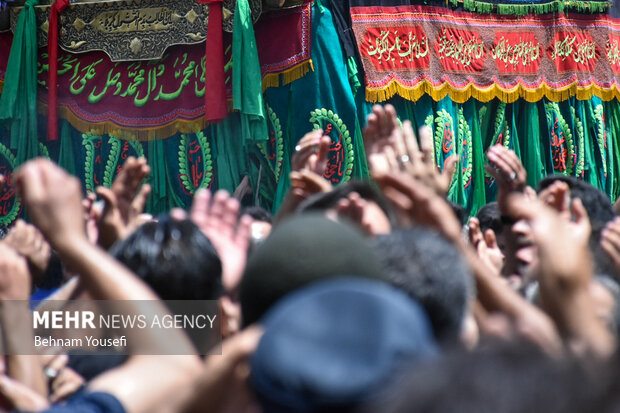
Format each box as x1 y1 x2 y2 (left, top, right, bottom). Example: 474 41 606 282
0 104 620 412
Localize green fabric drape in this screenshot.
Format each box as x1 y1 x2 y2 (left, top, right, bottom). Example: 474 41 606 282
267 1 370 211
2 0 620 223
58 120 75 175
232 0 268 148
0 0 39 165
370 95 620 215
146 138 182 215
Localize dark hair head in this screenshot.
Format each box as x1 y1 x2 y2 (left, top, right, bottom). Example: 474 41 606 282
252 278 437 413
373 228 474 343
298 180 393 221
476 202 503 235
380 340 616 413
110 217 222 300
242 206 273 223
537 176 613 232
239 214 384 326
448 200 468 227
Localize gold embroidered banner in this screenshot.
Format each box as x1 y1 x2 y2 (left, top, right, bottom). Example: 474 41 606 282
351 6 620 103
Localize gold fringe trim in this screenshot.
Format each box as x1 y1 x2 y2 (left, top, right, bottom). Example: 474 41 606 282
36 101 238 141
262 59 314 92
0 79 3 94
365 79 620 104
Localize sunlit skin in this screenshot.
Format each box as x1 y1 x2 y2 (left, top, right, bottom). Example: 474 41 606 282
502 218 538 291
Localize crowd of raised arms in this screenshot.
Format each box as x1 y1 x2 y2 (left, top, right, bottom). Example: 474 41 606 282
2 104 620 412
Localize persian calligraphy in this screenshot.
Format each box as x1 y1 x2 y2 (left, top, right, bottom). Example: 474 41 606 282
548 31 599 72
491 33 541 74
351 6 620 104
37 44 227 109
363 27 430 70
550 117 568 172
607 35 620 73
0 166 17 217
435 28 485 72
90 8 175 34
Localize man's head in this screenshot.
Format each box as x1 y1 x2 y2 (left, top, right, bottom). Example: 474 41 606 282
537 175 614 235
373 228 474 343
381 340 611 413
476 202 505 251
239 214 384 326
503 176 614 289
252 278 437 413
242 206 273 248
298 180 392 235
536 175 615 278
110 217 222 300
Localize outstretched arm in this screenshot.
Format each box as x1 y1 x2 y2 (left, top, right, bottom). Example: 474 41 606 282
16 159 201 413
374 171 562 356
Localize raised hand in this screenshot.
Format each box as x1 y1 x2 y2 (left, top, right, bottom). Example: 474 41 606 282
96 156 151 248
364 105 457 196
537 180 570 218
190 189 252 295
363 104 402 175
412 124 458 197
336 191 390 236
373 171 462 244
505 193 614 357
291 129 332 175
4 219 51 281
505 194 591 291
468 217 504 276
486 145 527 213
0 242 31 301
289 170 333 202
16 159 86 251
82 192 101 244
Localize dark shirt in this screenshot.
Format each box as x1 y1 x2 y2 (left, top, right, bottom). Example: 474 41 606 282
37 390 125 413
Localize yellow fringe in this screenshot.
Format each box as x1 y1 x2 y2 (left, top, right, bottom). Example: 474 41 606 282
38 102 208 141
365 79 620 104
0 79 3 94
37 98 237 141
261 59 314 92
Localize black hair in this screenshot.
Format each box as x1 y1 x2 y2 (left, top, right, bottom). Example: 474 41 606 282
373 228 474 343
297 180 393 222
110 216 222 300
476 202 503 235
242 206 273 224
448 201 468 227
380 340 618 413
537 175 614 232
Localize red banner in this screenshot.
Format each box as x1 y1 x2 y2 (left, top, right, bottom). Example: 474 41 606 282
547 30 599 73
360 26 430 71
491 32 541 74
351 6 620 103
0 0 313 139
435 28 485 73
